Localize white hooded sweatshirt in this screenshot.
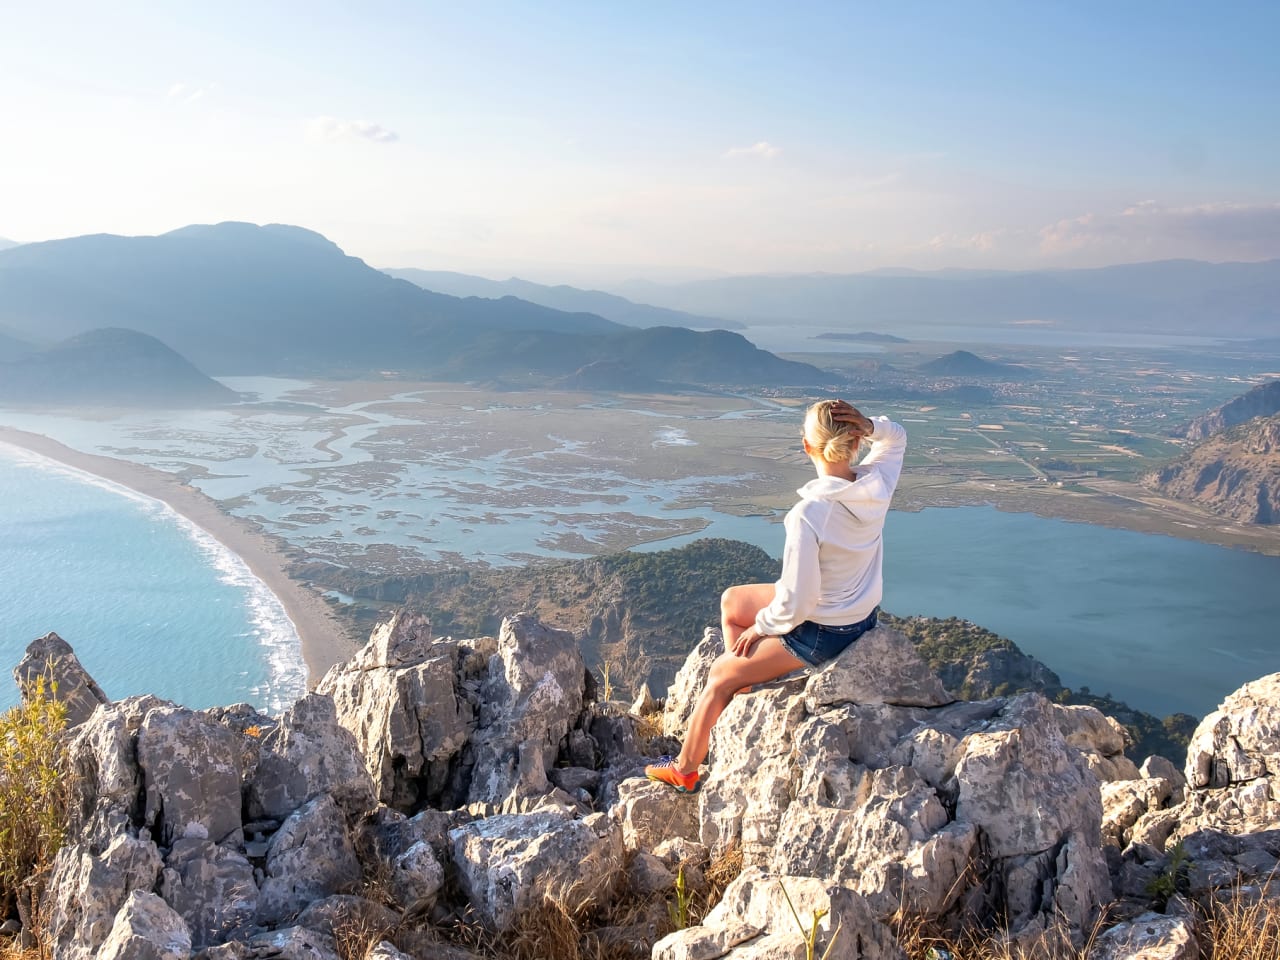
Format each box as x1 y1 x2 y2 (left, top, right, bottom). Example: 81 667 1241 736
754 416 907 637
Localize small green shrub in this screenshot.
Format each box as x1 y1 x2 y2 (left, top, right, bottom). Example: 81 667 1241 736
1145 841 1191 907
668 865 693 931
0 675 71 929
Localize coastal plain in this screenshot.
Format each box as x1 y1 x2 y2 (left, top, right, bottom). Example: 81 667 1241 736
1 331 1277 710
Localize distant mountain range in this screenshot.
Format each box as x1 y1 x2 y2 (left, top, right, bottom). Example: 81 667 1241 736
919 349 1033 379
384 267 741 330
0 328 239 406
0 223 825 388
0 237 19 251
612 260 1280 337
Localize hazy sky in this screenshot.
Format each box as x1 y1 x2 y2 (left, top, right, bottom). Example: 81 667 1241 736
3 2 1278 283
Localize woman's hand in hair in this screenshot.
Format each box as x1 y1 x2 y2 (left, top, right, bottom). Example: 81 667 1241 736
830 399 874 437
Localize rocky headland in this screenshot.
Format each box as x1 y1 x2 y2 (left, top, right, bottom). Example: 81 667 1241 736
10 609 1280 960
1146 414 1280 524
1182 379 1280 442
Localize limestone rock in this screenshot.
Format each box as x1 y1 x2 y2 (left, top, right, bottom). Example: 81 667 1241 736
14 632 108 727
1175 828 1280 899
1052 703 1141 782
1101 778 1174 849
663 627 722 739
44 833 165 960
391 840 446 908
158 838 258 949
64 695 167 848
1140 756 1187 802
627 851 676 896
804 624 951 710
317 611 473 811
632 683 658 716
247 693 375 823
1173 672 1280 840
450 810 622 931
613 779 700 853
468 613 586 807
97 890 192 960
653 867 905 960
257 794 362 926
137 705 244 847
692 670 1109 941
198 925 340 959
367 944 415 960
1088 911 1197 960
699 683 808 860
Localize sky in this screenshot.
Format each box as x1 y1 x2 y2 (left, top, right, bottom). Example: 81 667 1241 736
2 1 1279 285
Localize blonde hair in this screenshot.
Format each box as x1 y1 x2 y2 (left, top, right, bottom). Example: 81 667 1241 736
803 400 866 463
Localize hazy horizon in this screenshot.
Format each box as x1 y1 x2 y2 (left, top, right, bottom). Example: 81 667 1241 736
3 3 1278 287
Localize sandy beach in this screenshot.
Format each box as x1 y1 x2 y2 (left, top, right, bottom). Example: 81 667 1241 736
0 425 358 684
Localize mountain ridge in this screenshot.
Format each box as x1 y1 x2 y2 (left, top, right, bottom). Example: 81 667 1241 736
1183 379 1280 440
0 327 238 406
612 258 1280 336
0 222 827 387
385 266 743 330
1146 413 1280 524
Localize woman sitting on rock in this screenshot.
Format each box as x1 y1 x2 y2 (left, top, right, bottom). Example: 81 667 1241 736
645 399 907 793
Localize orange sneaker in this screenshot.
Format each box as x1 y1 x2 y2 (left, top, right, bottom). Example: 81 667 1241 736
645 756 701 793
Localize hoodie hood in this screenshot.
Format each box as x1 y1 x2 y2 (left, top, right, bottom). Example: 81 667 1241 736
796 467 895 523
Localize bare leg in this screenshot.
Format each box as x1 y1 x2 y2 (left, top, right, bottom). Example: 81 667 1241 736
675 636 804 773
720 583 776 652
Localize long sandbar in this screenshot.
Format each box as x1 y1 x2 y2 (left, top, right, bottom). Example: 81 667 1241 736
0 425 357 684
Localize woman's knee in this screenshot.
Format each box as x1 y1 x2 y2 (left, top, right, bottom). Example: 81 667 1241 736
720 583 761 619
719 585 741 616
706 655 745 696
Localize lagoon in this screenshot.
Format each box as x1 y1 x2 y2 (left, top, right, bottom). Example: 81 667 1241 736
644 506 1280 719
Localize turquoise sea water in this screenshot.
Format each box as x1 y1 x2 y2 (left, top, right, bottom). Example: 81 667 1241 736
0 444 306 713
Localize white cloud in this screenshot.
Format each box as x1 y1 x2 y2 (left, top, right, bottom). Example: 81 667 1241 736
723 141 781 160
308 116 400 145
1039 201 1280 261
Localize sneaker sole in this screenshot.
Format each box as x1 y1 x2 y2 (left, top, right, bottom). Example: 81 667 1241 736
647 772 702 794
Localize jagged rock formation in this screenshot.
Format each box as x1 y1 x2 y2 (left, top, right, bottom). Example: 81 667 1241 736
1145 414 1280 523
1183 379 1280 441
14 631 108 726
659 624 1112 951
19 614 1280 959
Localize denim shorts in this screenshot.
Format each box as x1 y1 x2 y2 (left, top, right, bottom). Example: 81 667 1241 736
778 606 880 668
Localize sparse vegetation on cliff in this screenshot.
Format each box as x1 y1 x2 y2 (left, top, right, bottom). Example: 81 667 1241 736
0 675 71 954
881 612 1197 761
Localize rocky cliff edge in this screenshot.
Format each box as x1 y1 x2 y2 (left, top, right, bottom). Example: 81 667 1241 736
14 612 1280 960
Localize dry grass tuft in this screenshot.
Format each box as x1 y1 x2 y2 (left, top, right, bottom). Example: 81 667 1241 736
1200 883 1280 960
698 842 743 923
331 907 400 960
501 895 586 960
891 907 1104 960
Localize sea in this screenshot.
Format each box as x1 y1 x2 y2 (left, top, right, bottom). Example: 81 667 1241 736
0 444 306 714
